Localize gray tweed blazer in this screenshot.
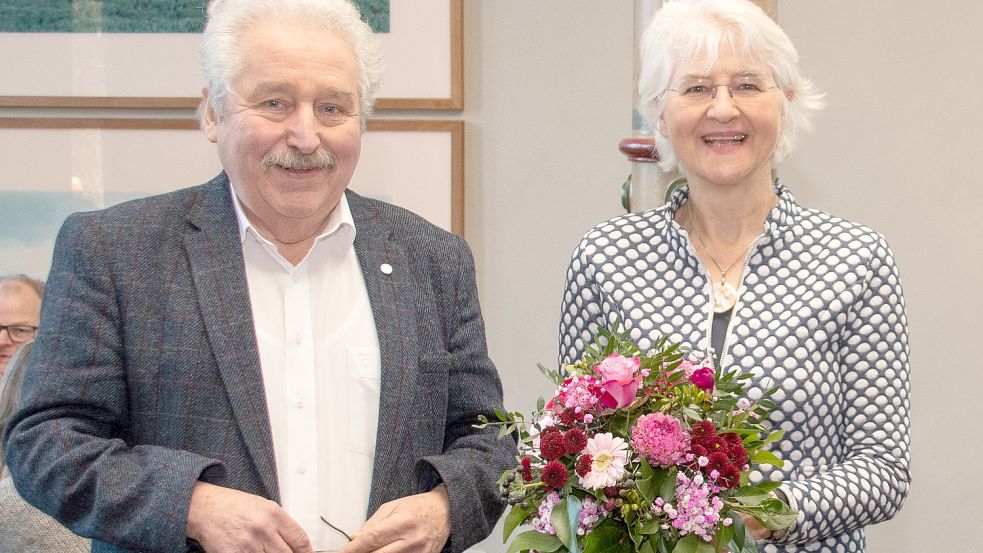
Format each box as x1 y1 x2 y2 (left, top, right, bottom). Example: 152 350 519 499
3 173 514 553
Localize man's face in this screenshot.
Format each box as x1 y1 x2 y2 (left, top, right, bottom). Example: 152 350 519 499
0 282 41 376
203 19 363 231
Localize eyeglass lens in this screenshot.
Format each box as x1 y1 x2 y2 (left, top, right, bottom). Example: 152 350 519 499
0 325 37 342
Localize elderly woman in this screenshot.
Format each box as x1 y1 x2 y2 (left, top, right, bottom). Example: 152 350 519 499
558 1 909 551
0 342 90 552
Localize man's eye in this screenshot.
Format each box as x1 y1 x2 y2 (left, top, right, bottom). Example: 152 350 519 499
264 99 282 108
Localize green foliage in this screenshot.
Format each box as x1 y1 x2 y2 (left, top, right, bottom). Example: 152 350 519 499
506 530 564 553
503 503 534 542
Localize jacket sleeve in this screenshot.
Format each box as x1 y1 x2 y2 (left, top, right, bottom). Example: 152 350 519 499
558 234 610 366
775 234 911 545
418 235 516 553
2 212 223 553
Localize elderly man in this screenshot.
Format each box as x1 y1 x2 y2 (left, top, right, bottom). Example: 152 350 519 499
0 275 43 377
3 1 514 552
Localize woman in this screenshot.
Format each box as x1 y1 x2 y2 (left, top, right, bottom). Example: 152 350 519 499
0 342 90 552
558 1 909 551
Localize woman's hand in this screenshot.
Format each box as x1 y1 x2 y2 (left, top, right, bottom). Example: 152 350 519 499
737 512 773 541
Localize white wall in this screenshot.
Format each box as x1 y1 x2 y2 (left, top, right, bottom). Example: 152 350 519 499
463 1 982 552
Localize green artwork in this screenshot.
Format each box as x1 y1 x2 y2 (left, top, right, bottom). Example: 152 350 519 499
0 0 389 34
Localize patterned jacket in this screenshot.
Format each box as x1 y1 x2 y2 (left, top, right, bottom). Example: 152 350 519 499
559 183 910 552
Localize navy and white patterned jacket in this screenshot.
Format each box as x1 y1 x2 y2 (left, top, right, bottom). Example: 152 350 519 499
559 183 910 552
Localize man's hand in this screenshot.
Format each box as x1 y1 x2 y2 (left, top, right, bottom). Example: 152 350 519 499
186 481 314 553
340 485 451 553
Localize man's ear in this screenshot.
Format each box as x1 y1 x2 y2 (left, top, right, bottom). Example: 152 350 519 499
201 88 219 143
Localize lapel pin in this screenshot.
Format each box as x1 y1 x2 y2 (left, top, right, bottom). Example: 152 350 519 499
380 263 393 275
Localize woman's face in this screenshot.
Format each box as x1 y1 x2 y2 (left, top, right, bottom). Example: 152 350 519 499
659 46 784 190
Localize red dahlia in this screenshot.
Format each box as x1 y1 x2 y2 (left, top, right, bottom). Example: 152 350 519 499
563 429 588 455
541 460 569 489
718 464 741 489
558 408 581 427
540 430 568 461
520 456 533 482
575 454 593 477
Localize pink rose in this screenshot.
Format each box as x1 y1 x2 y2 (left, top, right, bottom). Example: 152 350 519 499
595 354 642 409
689 367 715 391
595 354 640 384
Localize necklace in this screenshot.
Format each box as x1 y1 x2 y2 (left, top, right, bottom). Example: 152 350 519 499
686 203 760 313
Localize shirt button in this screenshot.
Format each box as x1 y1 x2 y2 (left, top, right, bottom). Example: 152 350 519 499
298 465 307 474
294 335 303 345
296 401 305 409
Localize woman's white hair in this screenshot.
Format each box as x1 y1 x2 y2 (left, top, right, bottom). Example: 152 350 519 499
638 0 824 172
198 0 383 129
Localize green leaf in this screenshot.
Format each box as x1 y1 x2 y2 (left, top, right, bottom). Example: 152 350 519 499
659 467 678 501
714 525 733 553
762 429 785 444
670 535 701 553
750 449 783 467
505 530 565 553
550 495 583 553
583 520 634 553
537 397 546 411
503 504 534 542
495 408 508 422
637 461 666 504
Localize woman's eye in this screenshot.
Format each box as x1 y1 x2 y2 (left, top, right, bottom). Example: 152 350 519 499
685 85 709 95
264 99 282 108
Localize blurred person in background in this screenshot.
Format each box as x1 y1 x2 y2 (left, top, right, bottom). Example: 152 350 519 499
0 341 90 552
0 274 43 377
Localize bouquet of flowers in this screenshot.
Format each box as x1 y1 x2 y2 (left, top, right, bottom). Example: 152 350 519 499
477 327 796 553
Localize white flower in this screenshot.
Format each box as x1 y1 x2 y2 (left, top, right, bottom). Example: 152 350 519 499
578 432 629 489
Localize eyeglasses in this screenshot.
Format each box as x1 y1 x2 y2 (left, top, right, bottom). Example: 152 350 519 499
320 516 352 542
0 324 38 343
667 75 778 106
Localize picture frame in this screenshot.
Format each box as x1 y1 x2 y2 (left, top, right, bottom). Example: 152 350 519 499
0 0 462 111
0 118 464 278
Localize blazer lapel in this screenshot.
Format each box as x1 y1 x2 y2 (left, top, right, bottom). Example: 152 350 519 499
183 174 279 501
348 191 419 513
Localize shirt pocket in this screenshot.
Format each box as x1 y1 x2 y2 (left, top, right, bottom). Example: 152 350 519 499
347 347 381 456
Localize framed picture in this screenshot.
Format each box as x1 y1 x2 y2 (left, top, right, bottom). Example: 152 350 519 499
0 118 463 279
0 0 462 110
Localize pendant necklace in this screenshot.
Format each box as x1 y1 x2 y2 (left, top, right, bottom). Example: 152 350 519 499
687 204 760 313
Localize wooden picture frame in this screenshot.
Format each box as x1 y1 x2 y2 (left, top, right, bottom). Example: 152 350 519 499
0 118 464 279
0 0 462 111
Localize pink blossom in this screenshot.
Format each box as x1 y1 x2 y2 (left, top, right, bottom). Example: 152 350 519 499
650 472 724 541
689 367 714 391
594 354 642 409
675 360 701 379
631 412 690 468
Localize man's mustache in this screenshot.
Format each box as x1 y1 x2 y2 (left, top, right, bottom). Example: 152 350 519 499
261 148 337 171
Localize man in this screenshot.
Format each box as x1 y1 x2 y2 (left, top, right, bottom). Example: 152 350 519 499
0 275 43 377
3 1 514 552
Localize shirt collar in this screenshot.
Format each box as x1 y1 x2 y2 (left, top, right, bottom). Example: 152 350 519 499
664 179 801 238
229 182 357 248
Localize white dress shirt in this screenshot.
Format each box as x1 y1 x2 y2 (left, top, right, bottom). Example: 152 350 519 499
231 188 381 552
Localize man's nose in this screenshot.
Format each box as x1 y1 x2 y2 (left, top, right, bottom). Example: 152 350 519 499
285 109 321 154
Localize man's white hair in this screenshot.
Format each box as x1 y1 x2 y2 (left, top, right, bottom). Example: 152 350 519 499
198 0 383 129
